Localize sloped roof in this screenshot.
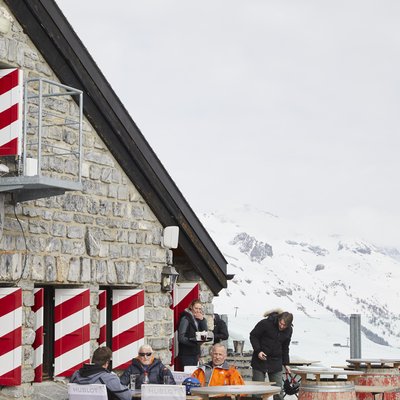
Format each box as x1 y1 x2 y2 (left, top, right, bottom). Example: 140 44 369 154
5 0 228 294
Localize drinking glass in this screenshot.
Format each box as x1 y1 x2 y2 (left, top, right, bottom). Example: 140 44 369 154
129 374 138 389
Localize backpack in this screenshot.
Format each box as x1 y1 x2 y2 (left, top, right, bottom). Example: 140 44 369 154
283 372 300 396
182 377 201 395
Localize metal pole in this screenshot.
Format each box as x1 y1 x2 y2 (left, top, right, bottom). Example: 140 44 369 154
78 91 83 183
350 314 361 358
37 78 43 176
22 79 28 175
221 314 229 349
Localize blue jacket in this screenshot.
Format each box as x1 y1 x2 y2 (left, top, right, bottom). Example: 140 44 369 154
70 364 131 400
119 357 175 388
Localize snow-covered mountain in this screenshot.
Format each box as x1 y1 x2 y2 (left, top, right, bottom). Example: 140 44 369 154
199 205 400 365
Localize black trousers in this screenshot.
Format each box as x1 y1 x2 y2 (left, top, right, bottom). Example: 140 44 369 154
178 354 199 367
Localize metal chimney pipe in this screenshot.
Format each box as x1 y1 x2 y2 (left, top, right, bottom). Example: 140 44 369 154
350 314 361 358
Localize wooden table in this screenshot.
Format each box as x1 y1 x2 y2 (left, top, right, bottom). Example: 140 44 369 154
191 384 281 399
355 385 400 400
347 358 400 369
131 389 203 399
291 367 364 382
243 380 275 385
288 360 320 366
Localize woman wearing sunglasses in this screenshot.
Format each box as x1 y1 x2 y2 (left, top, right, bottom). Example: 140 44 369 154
119 344 175 388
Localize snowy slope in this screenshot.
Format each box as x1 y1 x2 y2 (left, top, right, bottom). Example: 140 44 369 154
199 205 400 365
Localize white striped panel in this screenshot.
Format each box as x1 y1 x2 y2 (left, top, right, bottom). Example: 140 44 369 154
98 290 106 347
54 289 90 377
54 288 88 307
0 288 22 375
0 347 22 377
33 289 43 375
173 283 198 364
0 119 20 147
173 330 179 357
112 305 144 333
173 283 198 307
0 288 22 382
33 307 43 329
112 289 142 305
0 308 21 338
112 289 144 369
0 69 22 156
34 344 43 368
33 288 44 330
54 307 90 340
54 342 90 377
0 86 20 112
113 337 145 368
99 292 107 325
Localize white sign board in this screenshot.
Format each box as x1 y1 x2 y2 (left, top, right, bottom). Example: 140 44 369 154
141 384 185 400
68 383 107 400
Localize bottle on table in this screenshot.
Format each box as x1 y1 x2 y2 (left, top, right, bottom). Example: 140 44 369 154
143 371 149 385
162 367 170 384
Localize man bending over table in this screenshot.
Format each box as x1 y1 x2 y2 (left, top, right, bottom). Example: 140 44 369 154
193 343 244 386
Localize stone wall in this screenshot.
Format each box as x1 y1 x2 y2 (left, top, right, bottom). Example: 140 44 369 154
0 1 216 398
226 354 253 380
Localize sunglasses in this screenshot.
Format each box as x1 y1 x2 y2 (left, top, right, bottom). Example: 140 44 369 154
139 352 152 357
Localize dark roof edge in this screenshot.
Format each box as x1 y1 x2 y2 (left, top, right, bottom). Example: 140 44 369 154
5 0 228 294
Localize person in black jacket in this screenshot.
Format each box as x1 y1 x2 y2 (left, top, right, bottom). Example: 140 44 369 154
178 299 208 368
213 313 229 344
119 344 175 388
70 346 131 400
249 309 293 400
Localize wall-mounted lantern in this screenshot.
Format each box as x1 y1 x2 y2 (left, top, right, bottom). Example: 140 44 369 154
161 265 179 292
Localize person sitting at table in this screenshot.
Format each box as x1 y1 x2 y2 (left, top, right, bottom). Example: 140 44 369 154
178 299 208 368
70 346 131 400
192 343 244 386
119 344 175 388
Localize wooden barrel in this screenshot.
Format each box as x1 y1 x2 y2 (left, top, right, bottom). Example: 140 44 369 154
299 381 356 400
355 367 400 400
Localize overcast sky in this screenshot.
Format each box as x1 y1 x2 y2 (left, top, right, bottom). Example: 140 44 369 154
56 0 400 246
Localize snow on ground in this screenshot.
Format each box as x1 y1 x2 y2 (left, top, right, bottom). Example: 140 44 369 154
218 312 400 367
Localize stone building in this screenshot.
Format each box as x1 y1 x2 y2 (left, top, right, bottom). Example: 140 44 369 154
0 1 229 398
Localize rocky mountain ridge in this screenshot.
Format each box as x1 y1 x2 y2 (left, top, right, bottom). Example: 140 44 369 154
200 206 400 350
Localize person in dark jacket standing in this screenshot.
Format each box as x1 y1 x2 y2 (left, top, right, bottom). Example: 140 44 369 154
119 344 175 388
213 313 229 344
70 346 131 400
250 309 293 400
178 299 208 368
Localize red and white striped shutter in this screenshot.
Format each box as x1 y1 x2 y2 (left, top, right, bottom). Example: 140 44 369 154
0 68 23 156
112 289 144 370
32 288 44 382
54 289 90 377
0 288 22 386
172 283 199 370
98 290 107 347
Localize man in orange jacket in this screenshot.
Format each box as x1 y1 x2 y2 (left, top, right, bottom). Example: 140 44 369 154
192 343 244 386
